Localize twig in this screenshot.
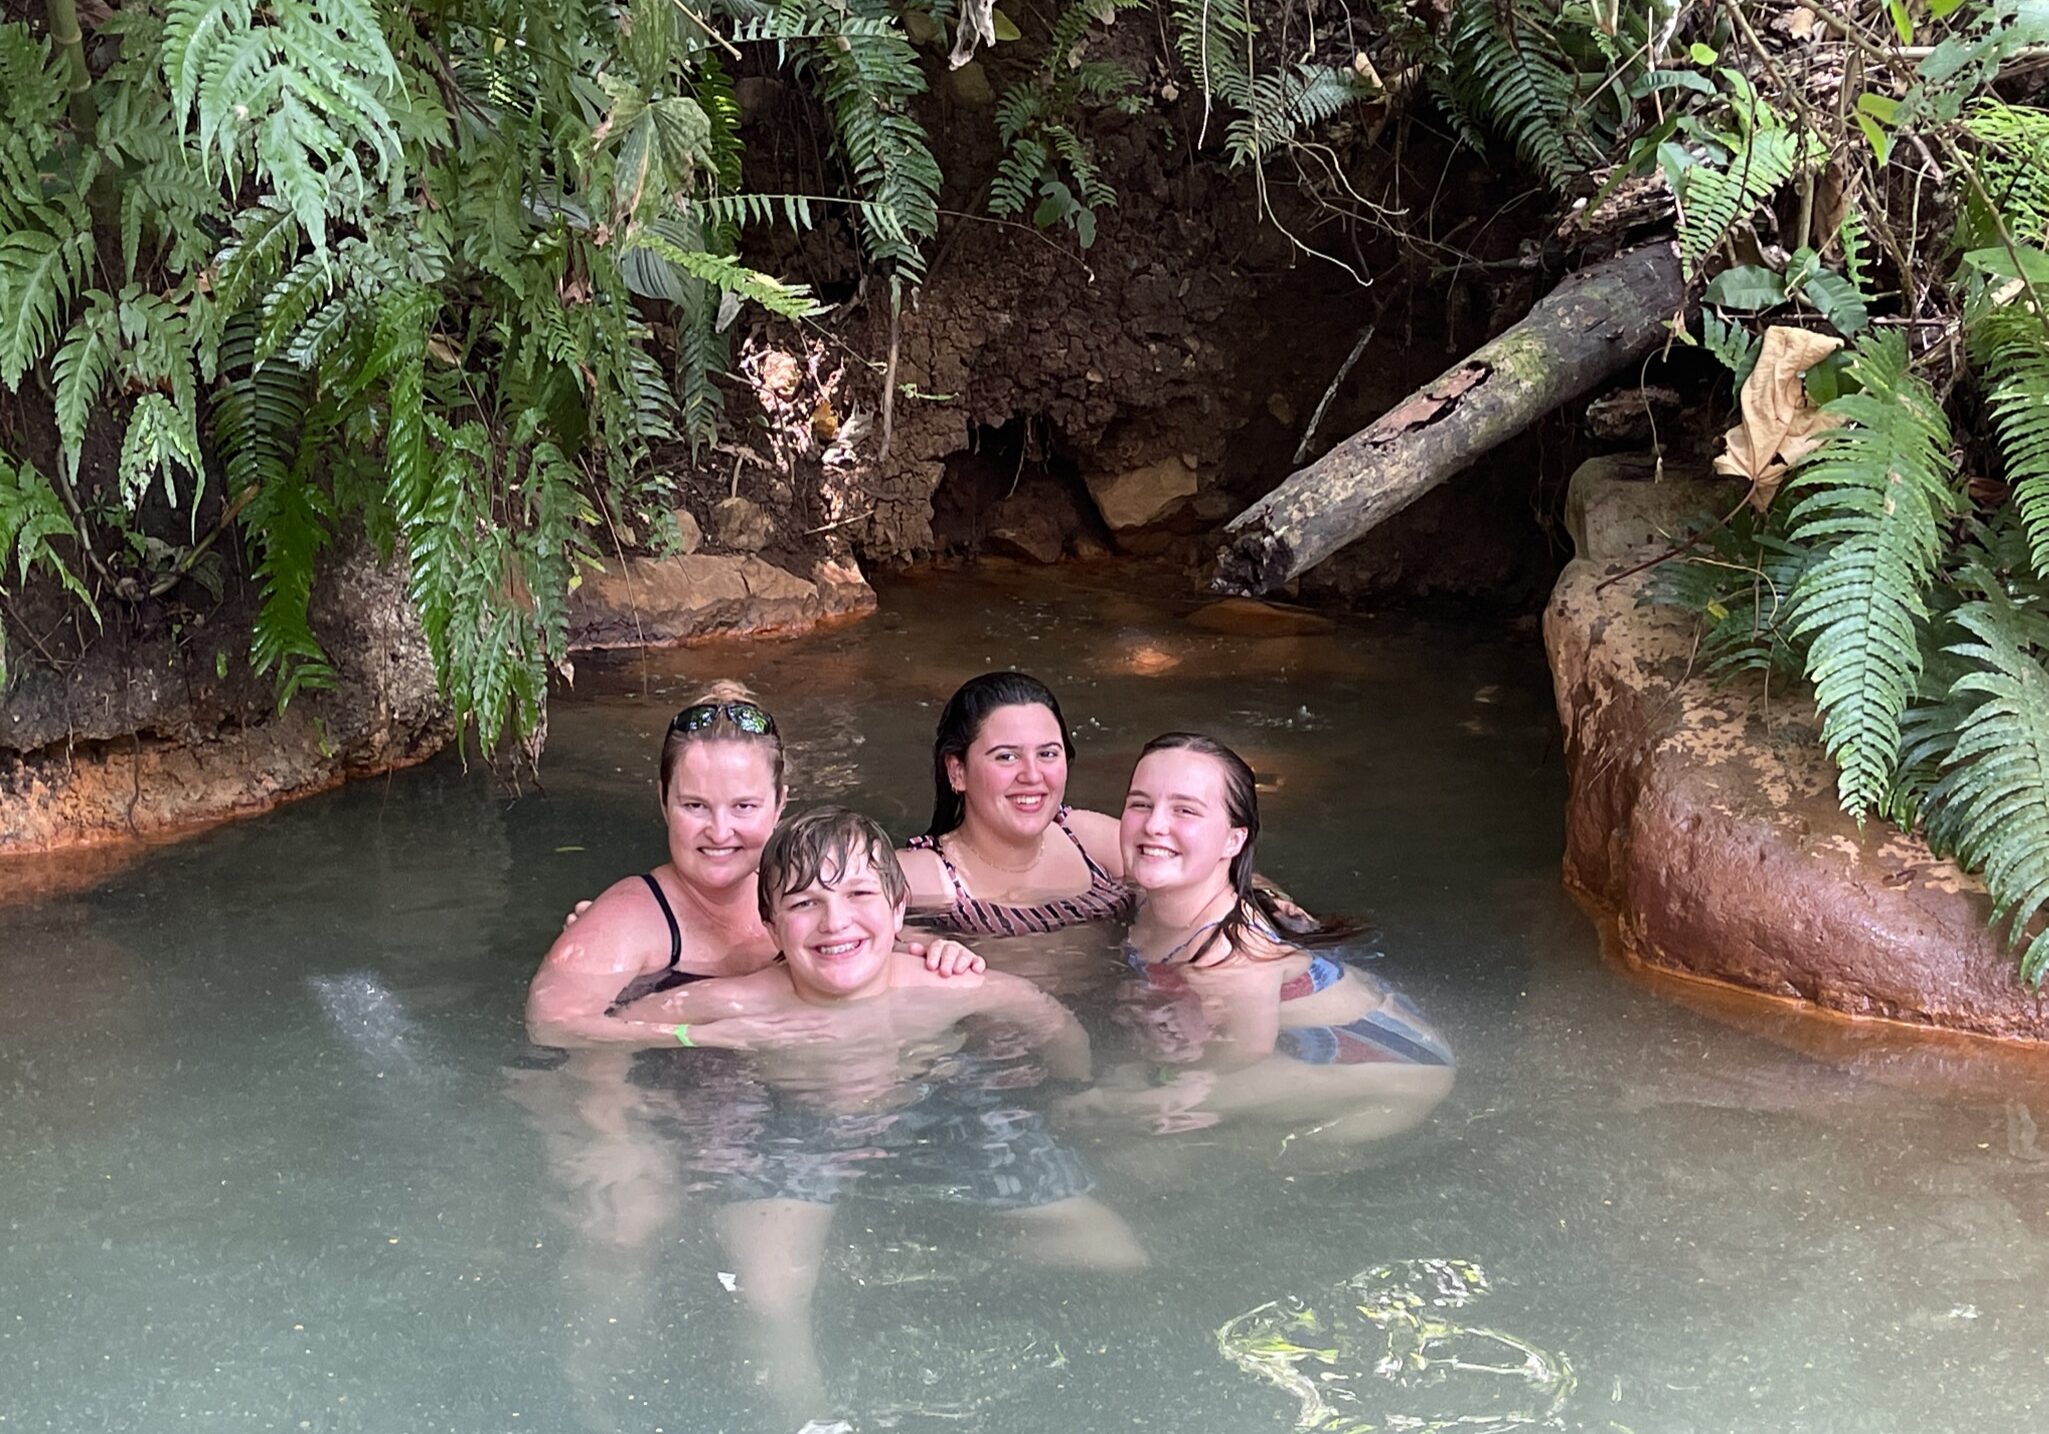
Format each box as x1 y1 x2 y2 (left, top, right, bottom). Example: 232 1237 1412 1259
148 482 260 599
1595 487 1759 593
878 288 901 465
1725 0 1828 248
931 208 1097 281
1293 322 1377 464
663 0 743 60
803 507 874 536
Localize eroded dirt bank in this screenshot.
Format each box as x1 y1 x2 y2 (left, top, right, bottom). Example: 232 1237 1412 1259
6 41 1580 863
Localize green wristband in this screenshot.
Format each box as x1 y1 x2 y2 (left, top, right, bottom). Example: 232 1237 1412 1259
674 1024 695 1047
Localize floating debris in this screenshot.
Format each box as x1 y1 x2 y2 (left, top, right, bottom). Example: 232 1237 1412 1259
1217 1258 1575 1433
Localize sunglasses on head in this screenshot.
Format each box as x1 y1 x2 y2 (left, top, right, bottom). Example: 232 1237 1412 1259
669 700 778 737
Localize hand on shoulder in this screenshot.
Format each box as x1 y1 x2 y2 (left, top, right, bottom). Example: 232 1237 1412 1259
541 874 668 974
892 949 988 990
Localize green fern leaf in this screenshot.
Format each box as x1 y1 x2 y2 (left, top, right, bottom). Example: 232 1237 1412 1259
0 450 91 607
626 235 818 319
1970 301 2049 581
1224 64 1379 169
1680 127 1816 275
1444 0 1594 191
0 220 92 389
1928 578 2049 983
52 304 119 476
118 392 207 514
240 458 335 707
1785 331 1961 818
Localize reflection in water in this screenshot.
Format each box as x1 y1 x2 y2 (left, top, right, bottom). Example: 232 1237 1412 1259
1219 1258 1579 1434
638 997 1145 1427
13 568 2049 1432
502 1048 682 1432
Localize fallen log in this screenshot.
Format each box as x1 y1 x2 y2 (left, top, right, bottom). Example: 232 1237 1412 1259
1215 243 1686 595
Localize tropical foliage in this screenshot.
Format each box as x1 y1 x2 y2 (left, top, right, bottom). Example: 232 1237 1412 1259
8 1 2049 980
1560 0 2049 982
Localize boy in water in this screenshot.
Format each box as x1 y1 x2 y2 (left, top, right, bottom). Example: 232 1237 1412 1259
638 807 1145 1420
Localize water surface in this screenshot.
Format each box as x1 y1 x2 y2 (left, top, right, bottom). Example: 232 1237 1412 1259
6 565 2048 1432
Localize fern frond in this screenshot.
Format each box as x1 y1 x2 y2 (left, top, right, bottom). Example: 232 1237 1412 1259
1969 300 2049 581
1963 99 2049 245
240 458 335 707
1223 64 1379 169
1444 0 1592 191
1166 0 1255 115
0 211 93 389
215 199 302 313
621 238 817 318
117 391 207 514
796 0 940 278
52 303 119 477
1680 126 1816 275
0 450 91 609
1785 331 1961 818
1642 508 1812 678
1927 577 2049 983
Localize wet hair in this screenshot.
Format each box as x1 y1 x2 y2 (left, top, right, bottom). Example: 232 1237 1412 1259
659 679 787 799
1133 732 1350 965
923 671 1076 837
758 807 910 923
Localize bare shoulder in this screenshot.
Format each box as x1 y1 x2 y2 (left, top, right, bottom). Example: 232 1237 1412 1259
538 875 667 976
1062 807 1124 872
895 844 953 905
1187 939 1294 988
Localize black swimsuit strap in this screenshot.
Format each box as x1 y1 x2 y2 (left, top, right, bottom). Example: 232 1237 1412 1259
639 872 683 969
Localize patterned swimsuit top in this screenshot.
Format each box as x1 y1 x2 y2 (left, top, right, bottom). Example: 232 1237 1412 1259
906 805 1136 936
1124 911 1344 1002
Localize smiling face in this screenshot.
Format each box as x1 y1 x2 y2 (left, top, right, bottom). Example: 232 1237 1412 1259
1120 747 1248 898
947 703 1070 843
770 846 907 1003
661 741 786 895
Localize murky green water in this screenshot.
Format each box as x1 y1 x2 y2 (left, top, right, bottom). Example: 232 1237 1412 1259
6 566 2049 1433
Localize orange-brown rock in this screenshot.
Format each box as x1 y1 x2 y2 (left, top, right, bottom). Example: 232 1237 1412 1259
1546 550 2049 1043
565 552 875 650
1 542 451 860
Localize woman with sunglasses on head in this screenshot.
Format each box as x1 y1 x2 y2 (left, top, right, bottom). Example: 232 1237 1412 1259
527 681 981 1050
1077 732 1453 1144
898 672 1135 939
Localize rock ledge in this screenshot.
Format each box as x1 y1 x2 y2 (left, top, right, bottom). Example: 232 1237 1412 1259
1545 458 2049 1043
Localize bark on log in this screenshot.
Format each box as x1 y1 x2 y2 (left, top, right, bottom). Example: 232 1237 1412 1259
1215 244 1686 595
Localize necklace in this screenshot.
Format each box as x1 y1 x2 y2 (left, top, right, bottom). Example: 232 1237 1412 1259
948 826 1047 875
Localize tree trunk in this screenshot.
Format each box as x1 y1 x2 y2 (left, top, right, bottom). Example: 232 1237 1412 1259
1214 244 1686 595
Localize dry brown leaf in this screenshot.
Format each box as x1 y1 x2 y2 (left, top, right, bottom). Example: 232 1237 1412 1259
1772 5 1819 40
1712 325 1845 509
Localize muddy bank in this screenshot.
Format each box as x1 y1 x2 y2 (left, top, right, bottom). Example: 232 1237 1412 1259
0 542 448 867
4 33 1580 863
1546 458 2049 1043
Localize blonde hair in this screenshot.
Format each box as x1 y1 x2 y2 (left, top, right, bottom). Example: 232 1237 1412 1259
660 679 787 796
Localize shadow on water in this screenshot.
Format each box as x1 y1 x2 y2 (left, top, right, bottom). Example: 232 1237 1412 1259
6 566 2049 1432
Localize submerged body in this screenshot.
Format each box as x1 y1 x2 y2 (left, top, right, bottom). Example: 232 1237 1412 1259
1084 735 1455 1147
653 808 1144 1423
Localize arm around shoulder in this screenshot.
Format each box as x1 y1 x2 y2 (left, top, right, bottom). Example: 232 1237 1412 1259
524 879 677 1048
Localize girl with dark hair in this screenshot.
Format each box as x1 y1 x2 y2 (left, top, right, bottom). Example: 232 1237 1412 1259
898 671 1135 936
1091 732 1454 1142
